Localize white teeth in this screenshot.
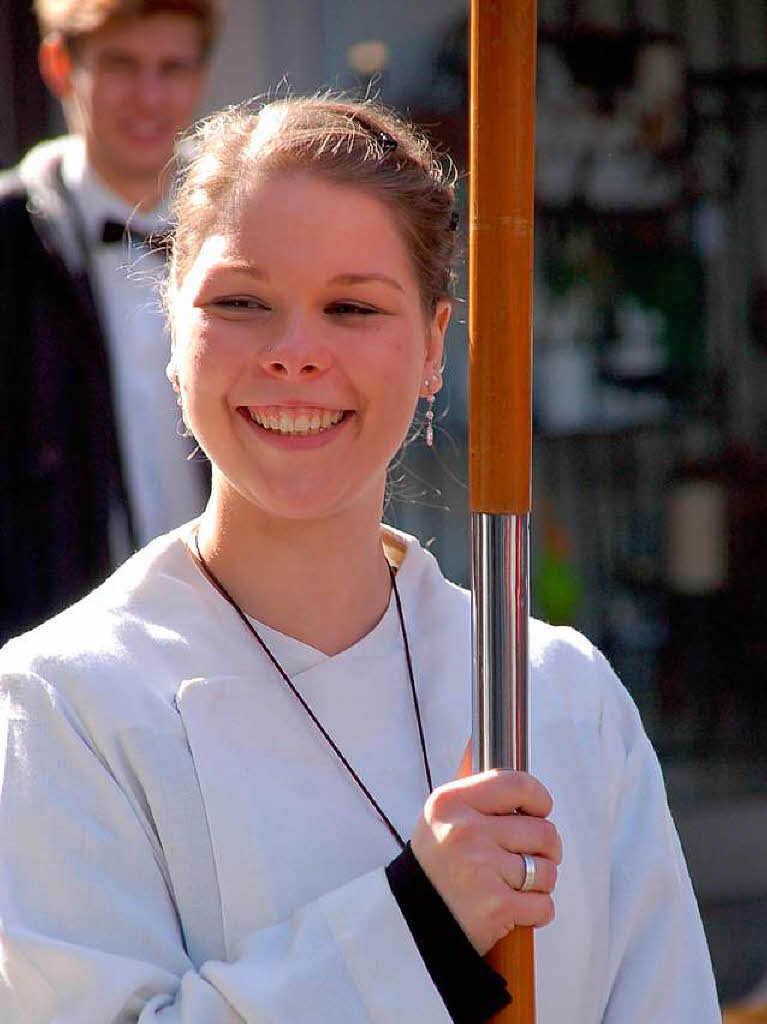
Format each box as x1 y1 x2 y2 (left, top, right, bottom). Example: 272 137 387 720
249 408 345 435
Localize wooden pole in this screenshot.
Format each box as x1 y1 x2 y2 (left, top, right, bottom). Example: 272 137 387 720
469 0 536 515
469 2 538 1023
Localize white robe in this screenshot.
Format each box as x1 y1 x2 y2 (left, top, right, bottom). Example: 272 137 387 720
0 526 719 1023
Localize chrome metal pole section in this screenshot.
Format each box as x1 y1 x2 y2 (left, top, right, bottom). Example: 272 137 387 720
471 512 530 773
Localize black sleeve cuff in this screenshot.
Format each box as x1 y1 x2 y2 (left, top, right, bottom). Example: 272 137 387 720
385 842 512 1024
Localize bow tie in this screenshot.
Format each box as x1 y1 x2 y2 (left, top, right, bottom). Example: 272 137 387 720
100 219 171 257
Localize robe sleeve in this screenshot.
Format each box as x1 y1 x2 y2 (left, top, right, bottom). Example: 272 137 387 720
386 843 511 1022
0 671 453 1024
595 652 721 1023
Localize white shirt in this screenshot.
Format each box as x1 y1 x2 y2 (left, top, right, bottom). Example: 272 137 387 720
61 140 206 557
0 526 720 1022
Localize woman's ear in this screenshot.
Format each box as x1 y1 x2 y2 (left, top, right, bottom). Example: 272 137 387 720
165 354 181 398
421 299 451 396
38 34 74 101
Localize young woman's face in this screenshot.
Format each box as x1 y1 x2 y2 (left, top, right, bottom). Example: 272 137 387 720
172 172 450 523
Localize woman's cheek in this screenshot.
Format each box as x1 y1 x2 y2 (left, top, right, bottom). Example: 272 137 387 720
185 320 234 376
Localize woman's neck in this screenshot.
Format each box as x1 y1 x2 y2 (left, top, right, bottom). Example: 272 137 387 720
195 490 395 657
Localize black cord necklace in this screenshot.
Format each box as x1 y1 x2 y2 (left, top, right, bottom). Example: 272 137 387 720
190 530 433 850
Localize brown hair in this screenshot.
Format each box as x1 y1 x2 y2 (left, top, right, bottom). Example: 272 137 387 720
168 94 459 316
34 0 222 55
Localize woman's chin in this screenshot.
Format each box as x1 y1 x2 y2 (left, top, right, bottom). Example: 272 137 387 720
220 472 383 527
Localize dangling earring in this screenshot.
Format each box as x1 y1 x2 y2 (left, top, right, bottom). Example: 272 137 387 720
424 377 436 448
171 374 190 434
170 373 199 459
169 372 182 407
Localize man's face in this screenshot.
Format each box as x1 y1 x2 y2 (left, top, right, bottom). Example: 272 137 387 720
63 13 207 189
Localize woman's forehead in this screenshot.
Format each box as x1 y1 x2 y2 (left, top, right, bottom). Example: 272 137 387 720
191 175 415 276
234 171 396 225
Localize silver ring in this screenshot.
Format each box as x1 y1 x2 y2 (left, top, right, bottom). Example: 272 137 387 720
519 854 536 892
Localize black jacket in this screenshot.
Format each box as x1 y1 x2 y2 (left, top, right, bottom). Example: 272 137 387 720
0 139 137 641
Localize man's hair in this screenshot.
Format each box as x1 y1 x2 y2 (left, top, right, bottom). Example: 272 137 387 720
34 0 223 56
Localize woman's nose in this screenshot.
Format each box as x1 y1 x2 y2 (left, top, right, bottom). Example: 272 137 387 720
263 352 322 376
260 319 331 378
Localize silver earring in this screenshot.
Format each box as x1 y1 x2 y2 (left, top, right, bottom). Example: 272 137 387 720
176 414 199 458
424 379 435 448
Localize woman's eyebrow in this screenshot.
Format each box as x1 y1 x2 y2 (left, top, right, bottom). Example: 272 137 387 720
329 272 404 294
204 261 270 280
198 267 404 293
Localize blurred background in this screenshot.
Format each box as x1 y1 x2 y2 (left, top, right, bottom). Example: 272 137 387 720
3 0 767 1008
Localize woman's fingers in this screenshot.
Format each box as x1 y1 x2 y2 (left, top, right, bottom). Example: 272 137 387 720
410 770 562 955
499 852 558 896
491 813 563 865
444 769 562 862
502 890 556 929
444 768 553 818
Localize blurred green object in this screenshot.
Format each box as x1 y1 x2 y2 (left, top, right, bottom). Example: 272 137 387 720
536 507 583 625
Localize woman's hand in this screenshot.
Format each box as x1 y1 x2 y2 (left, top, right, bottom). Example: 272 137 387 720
410 767 562 956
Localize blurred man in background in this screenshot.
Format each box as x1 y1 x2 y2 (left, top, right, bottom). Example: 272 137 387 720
0 0 221 642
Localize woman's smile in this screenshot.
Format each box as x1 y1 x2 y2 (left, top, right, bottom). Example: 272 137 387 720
237 404 353 447
244 405 347 435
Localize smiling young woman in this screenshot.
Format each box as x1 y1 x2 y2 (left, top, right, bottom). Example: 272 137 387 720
0 96 719 1024
164 101 456 655
172 171 450 634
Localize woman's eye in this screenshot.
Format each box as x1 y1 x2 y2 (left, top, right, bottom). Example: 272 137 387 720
327 302 379 317
212 297 268 311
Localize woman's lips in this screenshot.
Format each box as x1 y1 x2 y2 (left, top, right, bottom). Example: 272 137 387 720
238 405 351 437
236 405 352 442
